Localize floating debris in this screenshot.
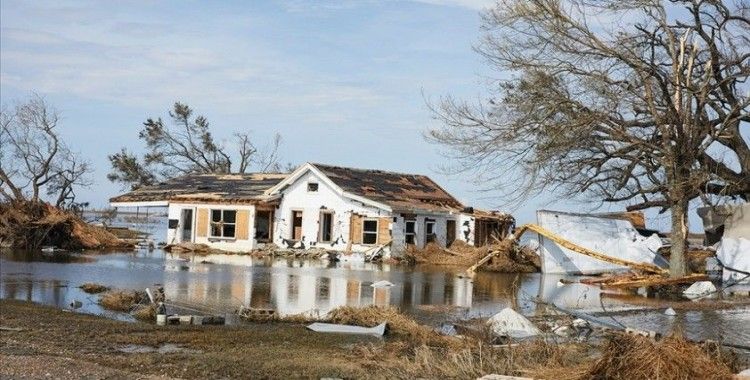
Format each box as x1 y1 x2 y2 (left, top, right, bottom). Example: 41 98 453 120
371 280 394 288
683 281 717 299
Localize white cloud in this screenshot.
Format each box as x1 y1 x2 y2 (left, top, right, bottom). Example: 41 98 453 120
0 4 385 117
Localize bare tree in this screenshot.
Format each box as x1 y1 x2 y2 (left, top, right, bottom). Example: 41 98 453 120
108 102 283 190
0 94 92 208
428 0 749 277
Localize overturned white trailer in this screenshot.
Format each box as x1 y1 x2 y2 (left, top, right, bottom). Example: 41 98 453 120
522 210 668 275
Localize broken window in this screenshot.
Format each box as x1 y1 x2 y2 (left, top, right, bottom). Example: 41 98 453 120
307 182 319 192
210 209 237 238
425 219 436 243
405 220 416 245
362 219 378 244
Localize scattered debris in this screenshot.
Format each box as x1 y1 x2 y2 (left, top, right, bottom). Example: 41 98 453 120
164 242 222 254
486 308 541 339
69 300 82 309
580 272 708 289
237 305 277 321
683 281 718 299
410 240 539 273
162 314 225 325
306 321 387 337
79 283 110 294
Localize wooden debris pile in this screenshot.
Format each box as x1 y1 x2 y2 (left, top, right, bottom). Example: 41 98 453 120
406 240 539 273
0 201 133 250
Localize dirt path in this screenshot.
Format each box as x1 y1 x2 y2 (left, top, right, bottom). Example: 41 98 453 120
0 300 374 379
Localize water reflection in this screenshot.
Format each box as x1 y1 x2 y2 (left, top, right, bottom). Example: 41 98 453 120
1 249 748 347
160 254 481 317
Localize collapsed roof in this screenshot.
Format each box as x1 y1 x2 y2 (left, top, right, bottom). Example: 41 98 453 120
109 173 287 205
310 163 464 213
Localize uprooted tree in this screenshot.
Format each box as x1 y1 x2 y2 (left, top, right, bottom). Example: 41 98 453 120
0 95 126 250
428 0 749 277
108 102 284 190
0 94 92 209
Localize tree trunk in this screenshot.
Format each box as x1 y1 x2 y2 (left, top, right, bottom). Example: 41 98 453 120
668 199 689 277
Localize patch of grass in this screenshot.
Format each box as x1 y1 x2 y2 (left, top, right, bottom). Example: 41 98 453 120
79 283 110 294
353 338 591 379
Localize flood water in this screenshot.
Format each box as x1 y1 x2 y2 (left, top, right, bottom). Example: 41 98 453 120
1 249 749 349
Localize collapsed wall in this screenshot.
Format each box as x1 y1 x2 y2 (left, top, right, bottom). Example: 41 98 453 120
697 203 750 285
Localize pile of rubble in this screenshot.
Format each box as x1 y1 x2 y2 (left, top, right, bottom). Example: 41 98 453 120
0 201 133 250
406 240 540 273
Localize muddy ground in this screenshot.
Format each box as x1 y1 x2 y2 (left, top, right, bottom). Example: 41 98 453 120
1 300 746 379
0 300 374 379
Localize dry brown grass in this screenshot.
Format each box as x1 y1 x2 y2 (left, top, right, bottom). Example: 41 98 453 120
79 283 110 294
327 305 455 348
131 304 156 321
98 290 146 312
583 333 735 380
354 338 590 379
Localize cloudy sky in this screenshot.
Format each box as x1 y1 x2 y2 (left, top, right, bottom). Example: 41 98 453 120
1 0 679 228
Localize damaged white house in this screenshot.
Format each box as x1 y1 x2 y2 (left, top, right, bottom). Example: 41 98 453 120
109 163 514 255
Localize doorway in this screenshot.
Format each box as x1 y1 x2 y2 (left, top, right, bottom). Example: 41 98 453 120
446 219 456 246
254 209 273 242
180 209 193 242
291 210 303 240
319 211 333 243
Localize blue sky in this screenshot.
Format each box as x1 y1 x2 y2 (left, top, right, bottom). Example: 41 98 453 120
1 0 681 229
